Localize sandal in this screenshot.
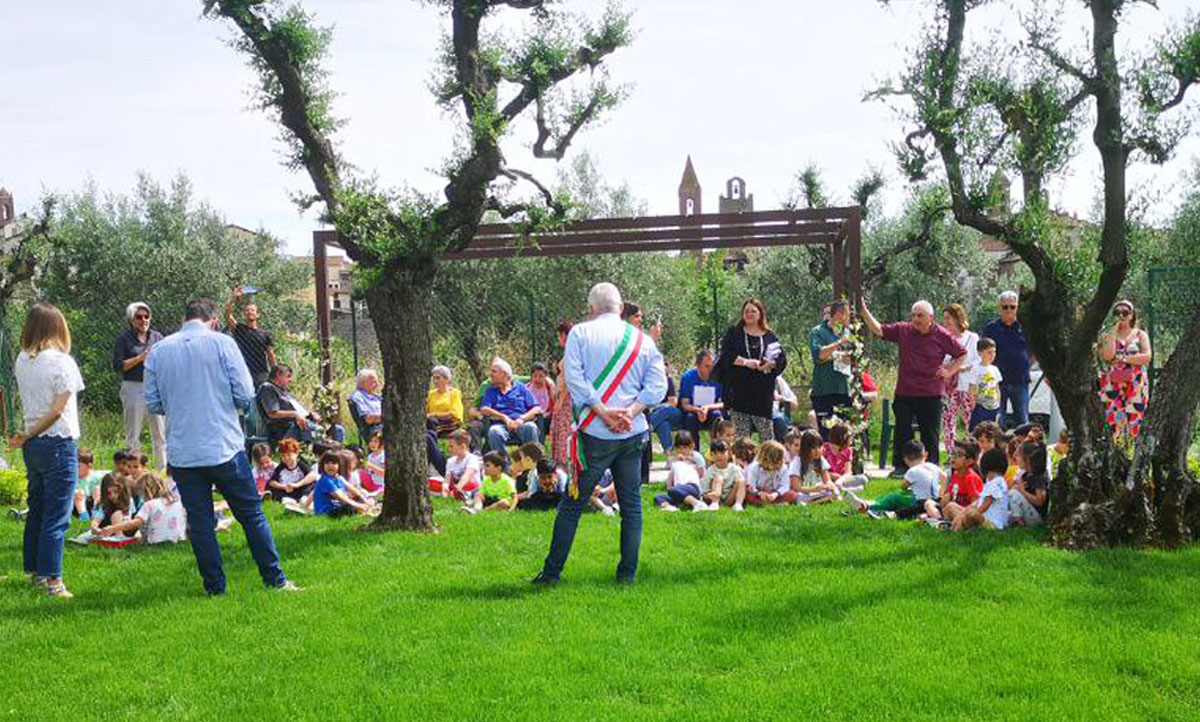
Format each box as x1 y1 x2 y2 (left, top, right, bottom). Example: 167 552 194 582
44 580 73 599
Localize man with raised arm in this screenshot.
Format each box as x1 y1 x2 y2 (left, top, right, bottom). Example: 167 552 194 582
533 282 667 585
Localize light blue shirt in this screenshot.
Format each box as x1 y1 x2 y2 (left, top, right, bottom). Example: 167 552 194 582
144 320 254 468
564 312 667 441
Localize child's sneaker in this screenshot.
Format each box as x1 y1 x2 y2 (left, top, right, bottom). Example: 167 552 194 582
694 503 715 512
600 505 616 517
659 504 679 512
843 491 868 514
708 501 720 511
732 503 744 512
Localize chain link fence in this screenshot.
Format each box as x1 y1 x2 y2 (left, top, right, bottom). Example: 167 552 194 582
1146 266 1200 391
0 313 17 436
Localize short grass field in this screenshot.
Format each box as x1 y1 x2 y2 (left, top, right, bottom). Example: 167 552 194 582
2 481 1199 722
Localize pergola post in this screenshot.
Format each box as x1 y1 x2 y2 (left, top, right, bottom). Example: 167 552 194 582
313 230 332 386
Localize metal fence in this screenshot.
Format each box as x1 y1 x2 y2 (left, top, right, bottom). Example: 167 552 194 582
1146 265 1200 391
0 314 16 436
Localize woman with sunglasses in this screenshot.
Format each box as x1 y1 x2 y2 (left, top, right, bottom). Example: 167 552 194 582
1097 300 1151 441
112 301 166 468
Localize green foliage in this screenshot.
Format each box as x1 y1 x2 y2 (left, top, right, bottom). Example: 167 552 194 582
0 467 24 505
30 174 311 411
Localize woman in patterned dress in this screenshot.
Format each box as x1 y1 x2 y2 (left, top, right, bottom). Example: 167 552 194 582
549 321 575 467
1097 300 1152 441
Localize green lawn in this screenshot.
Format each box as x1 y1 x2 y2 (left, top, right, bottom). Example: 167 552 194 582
2 484 1199 721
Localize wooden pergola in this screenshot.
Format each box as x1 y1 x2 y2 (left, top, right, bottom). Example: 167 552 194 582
313 206 862 382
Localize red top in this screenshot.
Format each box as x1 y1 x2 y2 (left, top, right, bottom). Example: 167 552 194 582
947 468 983 506
822 442 853 477
881 322 967 397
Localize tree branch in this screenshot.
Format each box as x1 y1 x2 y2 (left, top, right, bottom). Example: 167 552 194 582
531 92 603 160
1028 37 1095 88
861 203 950 289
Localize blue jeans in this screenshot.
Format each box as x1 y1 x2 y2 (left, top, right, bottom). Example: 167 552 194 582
541 432 647 582
171 451 287 595
999 381 1030 430
648 405 684 451
486 421 539 452
22 436 78 580
771 412 792 442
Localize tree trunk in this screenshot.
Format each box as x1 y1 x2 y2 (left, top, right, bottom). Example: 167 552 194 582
367 261 438 532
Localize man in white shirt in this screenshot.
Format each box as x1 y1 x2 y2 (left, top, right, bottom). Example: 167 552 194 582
534 283 667 585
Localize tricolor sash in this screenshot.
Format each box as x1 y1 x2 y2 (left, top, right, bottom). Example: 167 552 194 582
568 323 645 499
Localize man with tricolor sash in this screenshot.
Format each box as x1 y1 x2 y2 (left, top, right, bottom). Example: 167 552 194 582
533 283 667 585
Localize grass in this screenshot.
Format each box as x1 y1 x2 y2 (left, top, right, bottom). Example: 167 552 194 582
2 484 1199 721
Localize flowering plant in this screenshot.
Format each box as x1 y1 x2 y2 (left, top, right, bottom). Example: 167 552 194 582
822 313 872 475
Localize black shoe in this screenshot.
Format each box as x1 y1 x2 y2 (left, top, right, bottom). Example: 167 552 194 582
528 573 559 586
888 469 906 479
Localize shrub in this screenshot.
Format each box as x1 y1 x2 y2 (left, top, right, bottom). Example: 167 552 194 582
0 467 26 506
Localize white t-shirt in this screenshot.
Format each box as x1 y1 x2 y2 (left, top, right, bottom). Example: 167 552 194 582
787 456 830 486
745 461 789 494
968 364 1004 411
135 497 187 544
367 449 386 487
14 349 85 439
949 330 981 393
668 459 701 489
979 475 1010 530
905 461 942 501
446 453 482 485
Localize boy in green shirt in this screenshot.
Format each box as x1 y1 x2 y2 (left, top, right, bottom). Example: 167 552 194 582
466 451 518 514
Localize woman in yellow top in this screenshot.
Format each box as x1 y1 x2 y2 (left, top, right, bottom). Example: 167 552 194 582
426 365 464 435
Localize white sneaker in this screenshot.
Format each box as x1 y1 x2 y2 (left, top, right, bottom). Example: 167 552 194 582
732 503 744 512
601 506 616 517
660 504 679 512
693 503 714 512
843 491 868 513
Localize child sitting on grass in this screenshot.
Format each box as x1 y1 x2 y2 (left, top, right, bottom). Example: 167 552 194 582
731 437 757 471
745 440 798 506
822 424 854 478
590 470 619 516
269 438 317 502
509 442 545 495
74 449 106 521
433 429 481 500
365 430 386 491
656 433 713 512
702 440 746 511
1004 436 1022 484
1048 428 1069 475
1008 441 1049 526
94 473 187 544
466 451 518 514
972 421 1001 455
89 474 137 539
341 448 378 498
517 458 566 511
923 439 982 523
788 429 840 503
711 420 737 460
845 440 943 519
251 443 274 498
943 447 1010 530
313 451 376 518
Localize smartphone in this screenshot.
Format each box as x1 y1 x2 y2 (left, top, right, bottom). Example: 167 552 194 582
241 285 259 296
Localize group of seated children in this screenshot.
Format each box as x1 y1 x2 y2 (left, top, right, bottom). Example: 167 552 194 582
427 429 580 515
250 434 386 518
654 419 870 513
71 448 188 545
844 421 1055 531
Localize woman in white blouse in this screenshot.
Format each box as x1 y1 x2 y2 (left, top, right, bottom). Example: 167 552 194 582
941 304 980 456
9 303 85 599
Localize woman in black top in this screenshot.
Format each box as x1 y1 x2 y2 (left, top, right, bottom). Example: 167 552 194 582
715 298 787 441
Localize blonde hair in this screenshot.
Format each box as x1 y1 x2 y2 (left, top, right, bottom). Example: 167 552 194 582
757 440 786 471
138 472 176 504
20 303 72 356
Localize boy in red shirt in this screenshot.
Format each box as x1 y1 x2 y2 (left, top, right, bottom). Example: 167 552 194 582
923 439 982 524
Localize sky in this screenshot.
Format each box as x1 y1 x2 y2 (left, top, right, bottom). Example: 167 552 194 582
3 0 1198 257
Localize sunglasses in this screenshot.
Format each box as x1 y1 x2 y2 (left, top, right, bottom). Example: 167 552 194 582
1000 304 1017 310
1113 308 1132 317
134 313 151 321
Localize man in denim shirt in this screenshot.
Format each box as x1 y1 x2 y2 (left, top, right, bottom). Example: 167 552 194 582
144 299 295 595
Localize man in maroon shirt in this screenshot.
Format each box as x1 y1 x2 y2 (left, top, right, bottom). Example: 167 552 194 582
859 298 967 475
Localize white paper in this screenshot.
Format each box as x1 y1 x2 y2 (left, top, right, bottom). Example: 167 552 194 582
692 385 717 407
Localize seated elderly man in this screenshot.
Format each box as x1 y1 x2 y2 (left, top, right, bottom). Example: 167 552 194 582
349 368 383 437
479 357 542 452
257 364 321 446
